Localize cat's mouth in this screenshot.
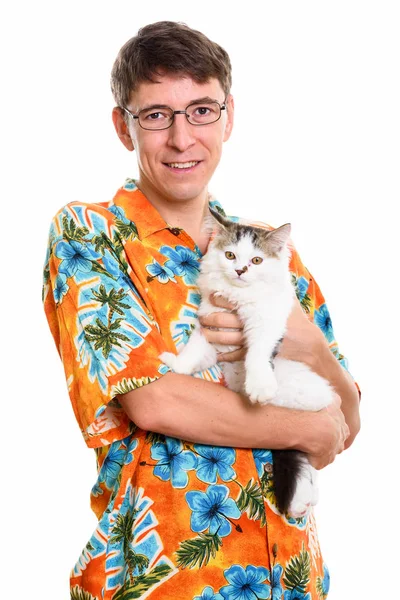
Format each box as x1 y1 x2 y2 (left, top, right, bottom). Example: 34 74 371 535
231 275 249 286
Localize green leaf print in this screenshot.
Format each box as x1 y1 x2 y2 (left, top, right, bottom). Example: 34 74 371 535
145 432 166 445
283 543 311 593
236 479 266 527
70 586 98 600
291 274 312 314
84 317 130 358
175 532 223 569
116 218 139 241
112 564 173 599
111 376 157 396
316 576 328 599
260 468 275 503
91 230 113 255
62 215 89 243
92 285 131 317
110 512 149 587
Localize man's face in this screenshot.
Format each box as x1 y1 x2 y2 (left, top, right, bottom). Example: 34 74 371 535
113 74 234 205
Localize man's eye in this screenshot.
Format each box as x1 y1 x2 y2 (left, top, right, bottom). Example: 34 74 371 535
225 251 236 260
195 106 211 116
147 112 163 120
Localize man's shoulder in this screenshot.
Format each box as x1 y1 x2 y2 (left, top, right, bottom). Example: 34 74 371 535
49 199 121 235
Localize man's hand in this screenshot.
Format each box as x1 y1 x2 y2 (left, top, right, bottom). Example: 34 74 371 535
307 394 350 469
199 294 246 362
278 299 326 373
199 295 325 366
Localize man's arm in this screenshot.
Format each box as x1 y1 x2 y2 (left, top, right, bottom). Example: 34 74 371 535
278 301 361 449
118 372 348 469
201 297 361 449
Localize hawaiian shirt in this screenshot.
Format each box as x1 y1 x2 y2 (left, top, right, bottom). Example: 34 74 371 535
43 179 346 599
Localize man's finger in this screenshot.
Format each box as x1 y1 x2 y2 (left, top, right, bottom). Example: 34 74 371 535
210 293 237 310
201 327 244 346
218 347 246 362
199 312 242 329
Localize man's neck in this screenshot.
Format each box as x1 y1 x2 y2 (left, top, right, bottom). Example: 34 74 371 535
137 178 211 252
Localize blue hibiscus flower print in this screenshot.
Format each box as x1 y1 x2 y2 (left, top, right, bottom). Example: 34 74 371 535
252 449 273 478
320 564 330 596
56 240 94 277
146 259 177 283
194 445 236 484
98 440 128 489
194 586 223 600
53 273 69 303
296 276 309 301
283 590 311 600
107 204 130 222
151 438 197 488
220 564 271 599
186 484 241 537
314 303 334 343
270 564 283 600
159 245 200 284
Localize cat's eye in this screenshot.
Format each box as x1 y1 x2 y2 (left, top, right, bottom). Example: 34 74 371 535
225 251 236 260
252 257 263 265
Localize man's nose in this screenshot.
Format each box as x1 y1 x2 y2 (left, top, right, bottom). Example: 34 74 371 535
166 114 196 152
235 266 248 276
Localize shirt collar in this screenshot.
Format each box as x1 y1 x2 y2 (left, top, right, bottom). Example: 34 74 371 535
110 178 226 240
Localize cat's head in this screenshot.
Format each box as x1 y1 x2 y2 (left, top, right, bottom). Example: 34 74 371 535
203 209 291 287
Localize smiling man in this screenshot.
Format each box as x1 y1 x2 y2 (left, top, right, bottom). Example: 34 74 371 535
43 21 359 599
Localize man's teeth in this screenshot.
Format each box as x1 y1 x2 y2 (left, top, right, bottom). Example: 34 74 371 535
167 161 199 168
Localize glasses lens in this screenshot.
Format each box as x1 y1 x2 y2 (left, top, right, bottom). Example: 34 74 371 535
138 107 174 130
186 102 221 125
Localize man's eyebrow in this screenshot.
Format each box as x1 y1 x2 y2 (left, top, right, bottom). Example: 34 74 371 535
138 104 171 112
187 96 221 105
137 97 221 112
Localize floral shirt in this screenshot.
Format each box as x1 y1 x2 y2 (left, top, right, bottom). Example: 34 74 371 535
43 179 346 600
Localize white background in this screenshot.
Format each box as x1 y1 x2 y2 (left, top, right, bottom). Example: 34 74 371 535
2 1 399 598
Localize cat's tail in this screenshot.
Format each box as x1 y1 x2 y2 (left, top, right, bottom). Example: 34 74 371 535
271 450 310 515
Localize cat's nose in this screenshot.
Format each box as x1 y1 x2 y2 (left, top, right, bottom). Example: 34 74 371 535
235 266 248 276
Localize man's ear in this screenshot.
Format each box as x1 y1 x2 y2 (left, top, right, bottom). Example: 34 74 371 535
223 94 234 142
112 107 135 151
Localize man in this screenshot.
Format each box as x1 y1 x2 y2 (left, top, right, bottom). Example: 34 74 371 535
43 21 360 599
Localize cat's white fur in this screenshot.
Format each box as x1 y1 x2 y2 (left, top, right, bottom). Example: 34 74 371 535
160 218 334 517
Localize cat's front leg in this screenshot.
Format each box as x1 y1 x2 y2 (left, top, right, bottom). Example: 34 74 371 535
159 327 218 375
244 349 278 404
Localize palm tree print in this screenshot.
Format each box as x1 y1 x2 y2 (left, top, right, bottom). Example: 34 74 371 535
92 285 131 318
84 317 130 358
109 511 149 587
62 215 89 243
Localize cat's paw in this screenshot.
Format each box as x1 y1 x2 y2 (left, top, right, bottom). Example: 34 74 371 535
245 374 278 404
159 352 179 371
159 351 196 375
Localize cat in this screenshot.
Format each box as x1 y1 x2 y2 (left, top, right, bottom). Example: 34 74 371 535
159 208 335 518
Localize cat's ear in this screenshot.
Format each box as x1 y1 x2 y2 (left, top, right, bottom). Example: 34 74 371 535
204 207 232 234
266 223 291 253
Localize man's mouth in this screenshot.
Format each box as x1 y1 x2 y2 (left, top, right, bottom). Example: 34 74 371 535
164 161 200 169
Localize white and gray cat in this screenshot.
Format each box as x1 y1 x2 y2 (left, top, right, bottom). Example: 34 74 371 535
160 209 335 518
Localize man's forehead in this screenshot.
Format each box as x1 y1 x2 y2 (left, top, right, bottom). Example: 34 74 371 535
128 74 224 110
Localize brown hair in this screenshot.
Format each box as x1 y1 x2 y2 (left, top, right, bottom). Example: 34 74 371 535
110 21 232 108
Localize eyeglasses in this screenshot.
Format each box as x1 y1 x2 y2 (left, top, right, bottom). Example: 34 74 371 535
121 99 226 131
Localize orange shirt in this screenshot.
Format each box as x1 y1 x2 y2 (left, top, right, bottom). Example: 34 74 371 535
43 179 344 599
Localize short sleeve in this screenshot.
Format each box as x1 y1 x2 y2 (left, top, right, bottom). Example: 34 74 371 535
289 244 354 375
43 202 171 448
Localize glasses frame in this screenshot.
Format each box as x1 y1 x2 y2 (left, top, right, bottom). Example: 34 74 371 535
121 99 227 131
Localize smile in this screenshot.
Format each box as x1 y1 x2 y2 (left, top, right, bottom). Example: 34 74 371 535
164 161 200 169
